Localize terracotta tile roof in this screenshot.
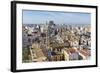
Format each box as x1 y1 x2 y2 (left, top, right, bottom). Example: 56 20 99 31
64 48 76 54
69 48 76 53
79 50 89 57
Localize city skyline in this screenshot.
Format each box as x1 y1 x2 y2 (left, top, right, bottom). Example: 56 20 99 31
22 10 91 25
22 19 91 62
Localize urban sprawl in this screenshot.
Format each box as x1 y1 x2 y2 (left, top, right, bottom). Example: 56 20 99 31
22 21 91 63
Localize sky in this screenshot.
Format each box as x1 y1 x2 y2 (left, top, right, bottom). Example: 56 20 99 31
22 10 91 25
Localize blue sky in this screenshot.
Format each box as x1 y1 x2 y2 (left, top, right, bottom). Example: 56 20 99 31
22 10 91 25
